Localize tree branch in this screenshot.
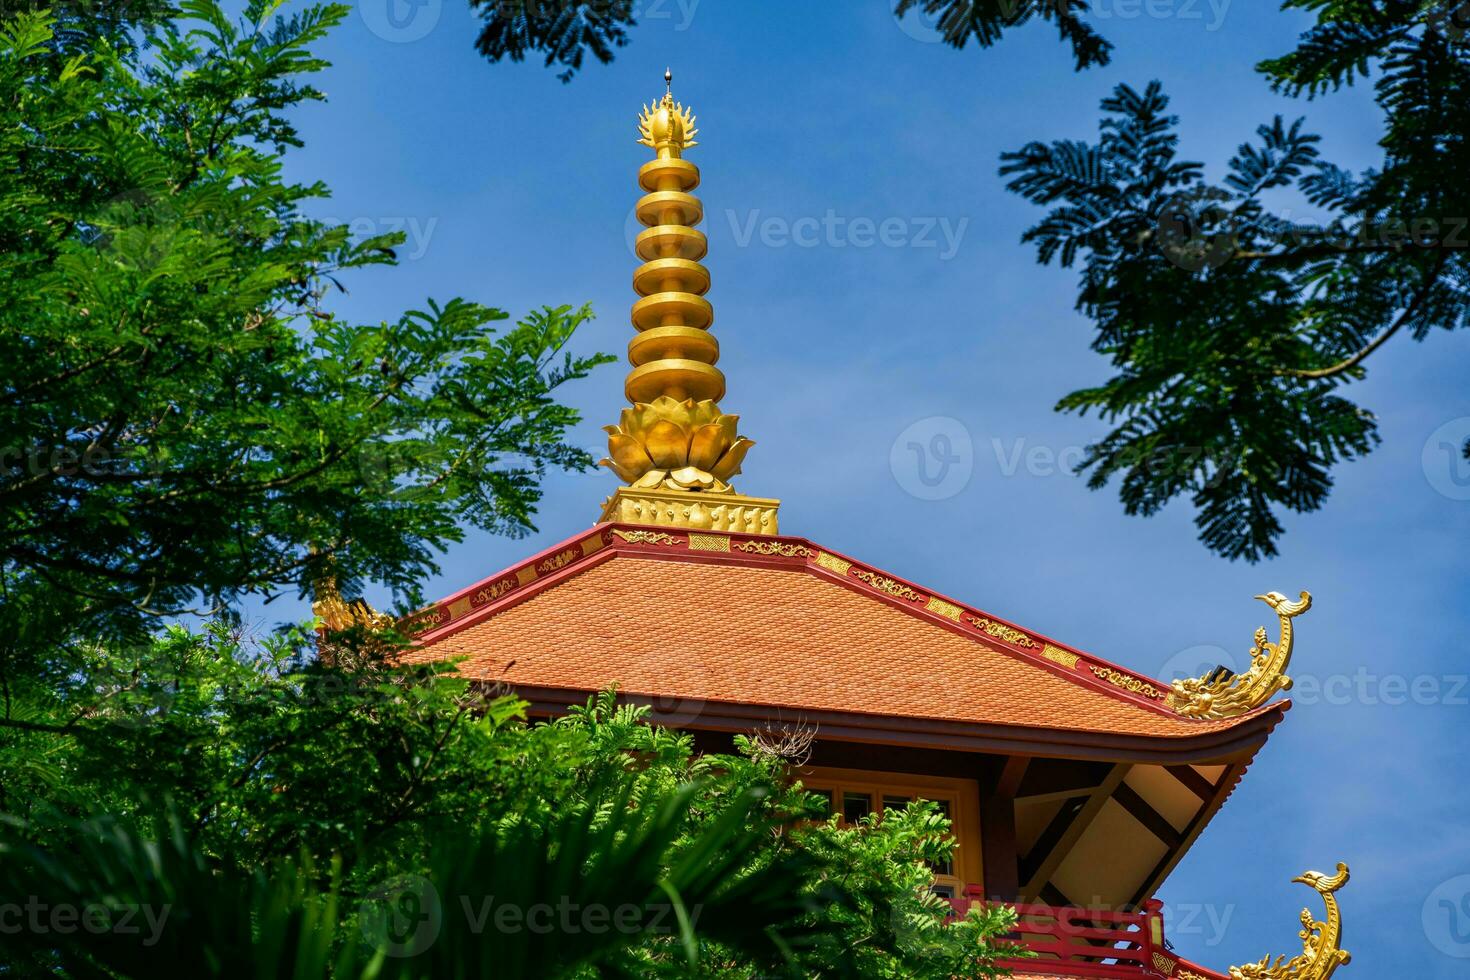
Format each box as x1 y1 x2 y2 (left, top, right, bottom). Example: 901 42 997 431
1279 254 1447 380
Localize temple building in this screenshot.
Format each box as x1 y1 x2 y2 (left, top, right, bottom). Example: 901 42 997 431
385 76 1352 980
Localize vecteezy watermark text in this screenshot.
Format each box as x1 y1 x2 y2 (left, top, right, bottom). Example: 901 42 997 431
459 896 697 936
315 215 440 261
1156 196 1470 273
0 899 170 947
726 209 969 260
1159 646 1470 708
895 0 1233 43
359 875 699 958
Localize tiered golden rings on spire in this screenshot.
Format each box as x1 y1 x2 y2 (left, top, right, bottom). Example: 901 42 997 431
597 74 779 534
628 87 722 405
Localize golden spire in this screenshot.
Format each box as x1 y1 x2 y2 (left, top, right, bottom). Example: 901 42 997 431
597 73 780 535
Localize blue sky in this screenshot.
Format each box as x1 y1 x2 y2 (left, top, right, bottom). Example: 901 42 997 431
259 1 1470 974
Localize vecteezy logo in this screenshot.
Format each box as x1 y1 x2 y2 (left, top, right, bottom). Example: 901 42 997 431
1431 1 1470 42
1156 191 1238 273
625 205 645 259
1421 418 1470 501
360 0 442 43
620 647 711 727
360 874 442 957
892 0 946 43
1157 644 1240 688
890 417 973 501
1423 874 1470 958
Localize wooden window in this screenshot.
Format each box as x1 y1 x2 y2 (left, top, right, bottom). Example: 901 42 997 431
800 767 978 900
842 791 873 823
930 799 954 877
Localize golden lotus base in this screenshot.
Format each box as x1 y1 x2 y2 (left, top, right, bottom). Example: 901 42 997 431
598 486 780 535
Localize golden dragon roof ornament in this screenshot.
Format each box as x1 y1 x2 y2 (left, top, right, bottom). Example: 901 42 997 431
310 570 397 666
1227 863 1352 980
597 71 779 535
311 574 394 634
1168 590 1311 719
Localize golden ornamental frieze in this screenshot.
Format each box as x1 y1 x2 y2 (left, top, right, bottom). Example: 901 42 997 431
814 552 851 576
473 578 517 606
851 570 926 602
1170 591 1312 719
1089 665 1167 700
1229 864 1351 980
926 597 963 621
967 615 1038 648
599 487 779 535
405 606 448 635
537 549 580 574
1041 644 1080 669
733 540 812 557
612 529 684 546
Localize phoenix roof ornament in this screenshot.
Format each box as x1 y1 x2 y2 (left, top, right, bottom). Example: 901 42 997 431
1169 590 1312 719
1228 863 1351 980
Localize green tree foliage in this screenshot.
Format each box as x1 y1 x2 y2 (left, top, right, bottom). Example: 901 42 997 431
0 8 1018 976
892 0 1111 68
0 1 613 663
467 0 1109 81
0 0 173 45
1001 3 1470 560
0 786 836 978
0 627 1018 977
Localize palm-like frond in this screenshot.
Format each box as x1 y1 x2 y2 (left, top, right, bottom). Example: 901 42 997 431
0 810 369 979
0 781 844 980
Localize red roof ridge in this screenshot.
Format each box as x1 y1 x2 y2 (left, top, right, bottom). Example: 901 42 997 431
407 524 1275 727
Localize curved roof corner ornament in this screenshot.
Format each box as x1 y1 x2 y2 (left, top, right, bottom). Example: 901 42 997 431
1169 590 1312 719
1228 863 1351 980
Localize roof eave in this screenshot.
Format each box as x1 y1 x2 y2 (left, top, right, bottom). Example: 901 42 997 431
508 683 1289 766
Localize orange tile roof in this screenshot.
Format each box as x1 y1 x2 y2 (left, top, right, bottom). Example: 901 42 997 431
406 526 1284 755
